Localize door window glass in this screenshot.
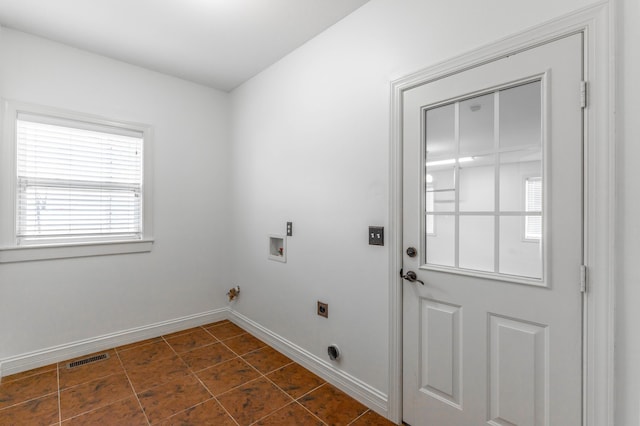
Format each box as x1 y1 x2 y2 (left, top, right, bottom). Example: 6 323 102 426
424 80 543 280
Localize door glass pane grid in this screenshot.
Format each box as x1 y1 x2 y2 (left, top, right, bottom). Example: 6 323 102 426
424 80 543 280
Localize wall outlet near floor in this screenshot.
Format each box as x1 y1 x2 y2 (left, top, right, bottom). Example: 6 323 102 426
317 301 328 318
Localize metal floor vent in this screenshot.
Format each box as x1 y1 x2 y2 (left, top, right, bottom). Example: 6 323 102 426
66 353 109 369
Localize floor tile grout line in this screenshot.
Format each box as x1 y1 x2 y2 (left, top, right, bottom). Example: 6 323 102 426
264 358 325 383
201 325 224 342
173 341 225 360
296 382 328 401
159 396 240 426
0 390 60 412
189 371 241 426
202 320 231 331
261 360 296 375
0 365 57 385
231 343 292 386
115 349 152 426
115 338 163 355
238 342 269 358
217 332 252 345
347 409 372 425
201 360 293 424
262 372 297 404
59 392 138 423
162 325 204 340
184 338 242 426
217 336 251 359
162 326 221 349
243 374 296 426
0 366 61 412
293 400 330 426
57 368 123 393
239 344 293 364
214 395 242 426
263 363 328 404
294 382 368 426
212 373 266 399
121 354 193 395
117 321 230 367
161 334 182 358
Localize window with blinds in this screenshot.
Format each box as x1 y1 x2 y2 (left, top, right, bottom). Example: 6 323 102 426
525 177 542 240
16 112 144 245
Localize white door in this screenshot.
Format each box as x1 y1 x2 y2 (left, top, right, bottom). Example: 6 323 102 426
402 34 583 426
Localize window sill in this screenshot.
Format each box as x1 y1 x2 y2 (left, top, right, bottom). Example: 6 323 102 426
0 239 154 263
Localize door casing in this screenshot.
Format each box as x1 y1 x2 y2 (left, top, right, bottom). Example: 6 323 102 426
387 4 614 425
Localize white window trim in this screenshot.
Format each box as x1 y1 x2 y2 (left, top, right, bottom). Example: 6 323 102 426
0 100 154 263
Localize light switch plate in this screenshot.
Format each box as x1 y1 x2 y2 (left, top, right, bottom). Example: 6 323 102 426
369 226 384 246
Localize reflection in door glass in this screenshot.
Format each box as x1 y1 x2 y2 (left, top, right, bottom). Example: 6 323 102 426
426 103 455 161
459 216 494 272
459 154 494 212
423 80 543 280
499 81 541 149
426 165 455 213
499 216 542 278
499 150 542 211
426 215 455 267
460 93 494 155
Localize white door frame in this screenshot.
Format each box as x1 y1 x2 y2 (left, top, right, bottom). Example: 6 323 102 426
387 3 614 425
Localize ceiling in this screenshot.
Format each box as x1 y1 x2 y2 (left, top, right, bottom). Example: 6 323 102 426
0 0 370 91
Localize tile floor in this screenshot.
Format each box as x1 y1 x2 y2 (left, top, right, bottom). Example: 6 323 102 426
0 320 396 425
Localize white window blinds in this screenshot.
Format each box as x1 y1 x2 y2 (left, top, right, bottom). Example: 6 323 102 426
525 177 542 240
16 112 144 245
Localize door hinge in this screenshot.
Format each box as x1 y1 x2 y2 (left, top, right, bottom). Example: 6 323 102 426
580 265 588 293
580 81 588 108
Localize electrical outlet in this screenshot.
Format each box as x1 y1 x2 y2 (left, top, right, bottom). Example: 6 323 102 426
287 222 293 236
317 301 328 318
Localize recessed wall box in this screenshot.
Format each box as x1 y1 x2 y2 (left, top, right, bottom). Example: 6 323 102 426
317 301 328 318
269 234 286 263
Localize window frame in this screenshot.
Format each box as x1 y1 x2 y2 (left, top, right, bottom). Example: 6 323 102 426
0 100 154 263
420 77 545 283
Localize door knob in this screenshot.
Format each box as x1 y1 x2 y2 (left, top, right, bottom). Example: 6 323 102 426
401 270 425 285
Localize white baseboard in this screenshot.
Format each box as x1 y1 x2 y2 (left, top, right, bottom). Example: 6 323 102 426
0 307 229 379
228 309 389 419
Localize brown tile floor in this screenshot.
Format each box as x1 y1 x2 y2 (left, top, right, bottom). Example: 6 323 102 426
0 320 396 425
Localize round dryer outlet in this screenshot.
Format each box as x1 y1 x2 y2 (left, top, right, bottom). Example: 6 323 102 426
327 344 341 361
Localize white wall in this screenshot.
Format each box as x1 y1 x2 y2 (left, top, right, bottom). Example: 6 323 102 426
0 28 232 360
616 0 640 423
230 0 598 401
